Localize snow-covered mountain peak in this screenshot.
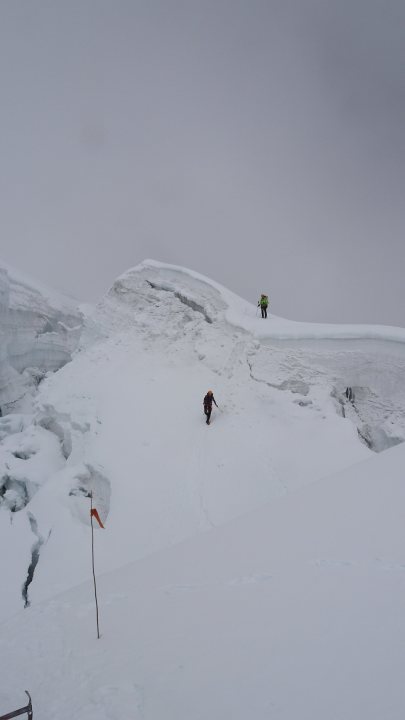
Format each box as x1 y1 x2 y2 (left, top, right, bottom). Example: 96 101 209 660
92 258 405 341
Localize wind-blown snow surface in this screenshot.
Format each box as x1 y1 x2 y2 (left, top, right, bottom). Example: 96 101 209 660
2 444 405 719
1 260 405 718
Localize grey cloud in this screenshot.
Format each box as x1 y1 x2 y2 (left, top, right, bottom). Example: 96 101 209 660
0 0 403 326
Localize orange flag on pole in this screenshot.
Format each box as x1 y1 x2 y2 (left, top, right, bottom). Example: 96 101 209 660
90 508 105 529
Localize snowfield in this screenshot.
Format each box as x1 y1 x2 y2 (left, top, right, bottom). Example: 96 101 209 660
2 443 405 719
1 260 405 719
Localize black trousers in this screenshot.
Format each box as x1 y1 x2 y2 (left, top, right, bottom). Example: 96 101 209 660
204 405 212 423
261 306 267 318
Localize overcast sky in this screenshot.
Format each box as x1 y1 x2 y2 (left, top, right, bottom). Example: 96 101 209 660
0 0 404 325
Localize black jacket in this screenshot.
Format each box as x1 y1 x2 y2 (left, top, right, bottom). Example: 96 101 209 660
203 393 218 409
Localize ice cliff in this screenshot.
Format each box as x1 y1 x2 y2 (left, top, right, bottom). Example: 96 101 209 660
0 263 83 411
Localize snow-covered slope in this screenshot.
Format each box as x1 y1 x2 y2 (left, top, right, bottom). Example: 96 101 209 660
1 441 405 719
1 260 404 718
116 260 405 342
0 262 83 411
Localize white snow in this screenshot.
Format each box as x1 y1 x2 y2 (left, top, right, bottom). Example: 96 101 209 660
1 443 405 719
0 259 404 719
133 259 405 342
0 261 83 411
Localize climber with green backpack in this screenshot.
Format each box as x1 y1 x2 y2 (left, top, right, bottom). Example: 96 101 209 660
258 294 269 319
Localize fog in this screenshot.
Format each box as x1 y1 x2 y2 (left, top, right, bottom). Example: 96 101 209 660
0 0 404 325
